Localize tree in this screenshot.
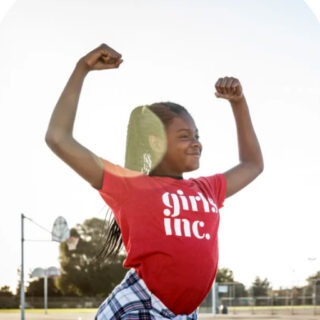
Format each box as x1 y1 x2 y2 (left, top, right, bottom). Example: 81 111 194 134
250 276 271 305
26 277 62 297
0 286 18 308
56 217 126 297
305 271 320 304
216 268 247 299
0 286 13 297
216 268 234 283
233 282 248 298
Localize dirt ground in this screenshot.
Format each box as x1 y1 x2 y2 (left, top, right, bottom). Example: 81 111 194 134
0 310 319 320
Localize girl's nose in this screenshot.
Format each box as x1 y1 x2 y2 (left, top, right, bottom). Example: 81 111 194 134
191 138 202 150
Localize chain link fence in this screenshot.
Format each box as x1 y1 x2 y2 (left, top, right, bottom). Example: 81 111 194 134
199 281 320 316
1 281 320 316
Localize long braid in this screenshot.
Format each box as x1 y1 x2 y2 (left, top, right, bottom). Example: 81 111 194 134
97 209 123 259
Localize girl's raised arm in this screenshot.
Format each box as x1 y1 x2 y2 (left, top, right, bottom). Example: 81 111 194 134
45 44 123 189
215 77 264 198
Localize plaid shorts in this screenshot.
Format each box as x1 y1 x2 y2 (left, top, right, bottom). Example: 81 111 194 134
95 269 198 320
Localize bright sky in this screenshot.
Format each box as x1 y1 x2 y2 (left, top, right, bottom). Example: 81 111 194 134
0 0 320 294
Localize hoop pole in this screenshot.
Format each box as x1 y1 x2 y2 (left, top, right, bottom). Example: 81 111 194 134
44 274 48 314
212 281 217 315
20 213 25 320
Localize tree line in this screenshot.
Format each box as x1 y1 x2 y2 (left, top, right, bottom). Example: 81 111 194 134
1 218 319 306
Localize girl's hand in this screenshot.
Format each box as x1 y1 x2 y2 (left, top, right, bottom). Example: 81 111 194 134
78 43 123 72
215 77 243 103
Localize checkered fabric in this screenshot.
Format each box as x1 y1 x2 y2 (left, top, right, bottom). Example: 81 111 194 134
95 269 198 320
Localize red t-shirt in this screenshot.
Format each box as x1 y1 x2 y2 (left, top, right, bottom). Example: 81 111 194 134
99 163 226 315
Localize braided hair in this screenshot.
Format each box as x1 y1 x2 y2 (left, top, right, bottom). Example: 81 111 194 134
98 102 191 259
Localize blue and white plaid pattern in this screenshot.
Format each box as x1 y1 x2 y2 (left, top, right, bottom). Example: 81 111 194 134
95 269 198 320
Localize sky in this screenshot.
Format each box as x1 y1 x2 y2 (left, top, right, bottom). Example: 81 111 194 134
0 0 320 294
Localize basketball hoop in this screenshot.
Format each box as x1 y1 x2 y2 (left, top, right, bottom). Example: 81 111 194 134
66 236 79 251
51 216 70 243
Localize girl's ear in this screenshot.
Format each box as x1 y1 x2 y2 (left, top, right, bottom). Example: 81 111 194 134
148 135 166 154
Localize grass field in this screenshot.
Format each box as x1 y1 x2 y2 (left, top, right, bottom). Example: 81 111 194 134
0 307 319 320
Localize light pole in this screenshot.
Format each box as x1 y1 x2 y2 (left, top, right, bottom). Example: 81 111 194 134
307 257 318 315
31 267 60 314
20 214 70 320
20 214 25 320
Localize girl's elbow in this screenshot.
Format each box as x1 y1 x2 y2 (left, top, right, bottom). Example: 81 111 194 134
255 159 264 176
45 130 57 149
45 130 65 152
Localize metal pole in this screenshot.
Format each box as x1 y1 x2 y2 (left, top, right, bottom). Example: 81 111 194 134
44 274 48 314
20 214 25 320
212 281 217 315
313 280 316 316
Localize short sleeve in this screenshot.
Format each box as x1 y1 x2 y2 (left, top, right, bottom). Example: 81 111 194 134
98 160 141 209
194 174 227 209
211 174 227 208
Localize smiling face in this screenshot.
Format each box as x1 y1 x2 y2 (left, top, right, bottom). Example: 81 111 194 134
151 112 202 177
125 102 202 177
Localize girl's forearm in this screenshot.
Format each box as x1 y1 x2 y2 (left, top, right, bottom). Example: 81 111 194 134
230 96 264 173
45 62 88 146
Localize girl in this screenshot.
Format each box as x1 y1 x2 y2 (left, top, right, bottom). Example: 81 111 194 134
45 43 263 319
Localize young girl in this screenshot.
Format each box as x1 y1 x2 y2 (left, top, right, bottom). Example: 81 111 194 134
45 44 263 319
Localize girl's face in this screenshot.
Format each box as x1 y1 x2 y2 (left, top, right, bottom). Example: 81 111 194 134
154 113 202 177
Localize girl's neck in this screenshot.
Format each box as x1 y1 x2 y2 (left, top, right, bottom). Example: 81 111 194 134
149 171 183 180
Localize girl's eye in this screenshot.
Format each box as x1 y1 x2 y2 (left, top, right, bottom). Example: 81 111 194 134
179 134 200 140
